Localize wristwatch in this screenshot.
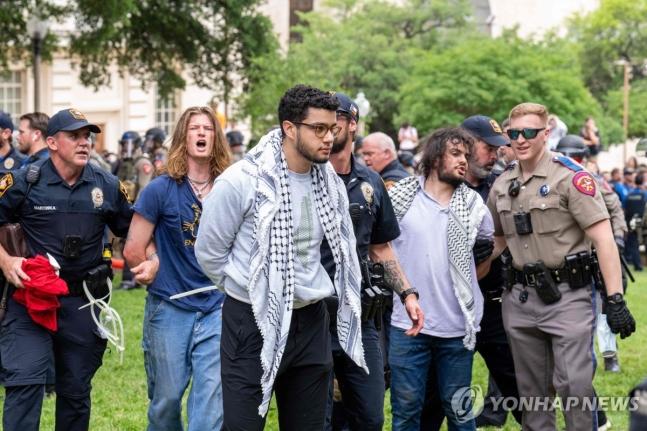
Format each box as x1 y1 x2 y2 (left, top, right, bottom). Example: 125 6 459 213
608 293 624 304
400 288 419 305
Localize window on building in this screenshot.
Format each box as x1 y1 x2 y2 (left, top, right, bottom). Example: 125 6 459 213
290 0 314 43
0 71 23 126
155 91 177 136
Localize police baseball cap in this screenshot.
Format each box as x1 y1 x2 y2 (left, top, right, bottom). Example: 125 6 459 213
47 108 101 137
0 110 14 132
461 114 509 147
226 131 244 146
332 92 359 122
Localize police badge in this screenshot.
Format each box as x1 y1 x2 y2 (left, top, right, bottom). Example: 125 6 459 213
360 182 374 206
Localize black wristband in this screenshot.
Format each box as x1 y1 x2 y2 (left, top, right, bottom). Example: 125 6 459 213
400 288 419 305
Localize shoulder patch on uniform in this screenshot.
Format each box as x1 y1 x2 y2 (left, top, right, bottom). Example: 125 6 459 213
384 180 397 190
573 172 596 196
142 163 153 175
119 180 132 203
0 173 13 198
552 156 583 172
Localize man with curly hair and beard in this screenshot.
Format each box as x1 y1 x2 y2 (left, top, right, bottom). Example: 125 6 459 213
196 85 367 431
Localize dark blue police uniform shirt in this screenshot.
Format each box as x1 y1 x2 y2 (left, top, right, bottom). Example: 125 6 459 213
379 159 410 188
0 158 133 283
320 157 401 280
465 170 504 295
0 146 27 173
133 174 225 314
20 147 50 168
624 187 647 223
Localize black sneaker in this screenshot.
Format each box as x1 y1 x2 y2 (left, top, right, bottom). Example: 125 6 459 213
604 356 621 373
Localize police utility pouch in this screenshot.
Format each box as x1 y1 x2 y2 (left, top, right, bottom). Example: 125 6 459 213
535 260 562 304
501 251 514 289
514 212 533 235
0 224 31 324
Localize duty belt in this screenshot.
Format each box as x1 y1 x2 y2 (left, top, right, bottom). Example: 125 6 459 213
66 279 110 298
513 268 570 287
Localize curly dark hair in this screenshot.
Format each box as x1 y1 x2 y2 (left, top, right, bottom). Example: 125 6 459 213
417 127 475 178
278 84 340 137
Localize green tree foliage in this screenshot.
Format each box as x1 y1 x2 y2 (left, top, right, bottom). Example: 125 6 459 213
1 1 276 99
396 32 622 144
569 0 647 99
237 0 474 138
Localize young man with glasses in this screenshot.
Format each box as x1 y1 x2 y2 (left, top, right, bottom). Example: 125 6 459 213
196 85 366 431
486 102 635 431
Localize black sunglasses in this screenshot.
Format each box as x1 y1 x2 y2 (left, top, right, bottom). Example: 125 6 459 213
292 122 342 138
506 128 546 140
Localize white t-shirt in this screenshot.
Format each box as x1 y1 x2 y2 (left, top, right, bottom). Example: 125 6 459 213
398 126 418 151
289 169 335 308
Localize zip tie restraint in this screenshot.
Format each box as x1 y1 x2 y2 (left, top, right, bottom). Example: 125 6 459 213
78 277 125 364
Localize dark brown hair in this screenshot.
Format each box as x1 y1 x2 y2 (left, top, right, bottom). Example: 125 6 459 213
417 127 475 178
20 112 49 136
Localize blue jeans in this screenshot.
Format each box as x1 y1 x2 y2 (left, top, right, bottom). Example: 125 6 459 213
389 328 475 431
143 293 223 431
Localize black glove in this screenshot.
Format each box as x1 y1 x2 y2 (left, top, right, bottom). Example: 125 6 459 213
473 239 494 266
614 236 625 254
606 298 636 339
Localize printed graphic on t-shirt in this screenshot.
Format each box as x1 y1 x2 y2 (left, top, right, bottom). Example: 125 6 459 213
182 204 201 246
295 195 314 270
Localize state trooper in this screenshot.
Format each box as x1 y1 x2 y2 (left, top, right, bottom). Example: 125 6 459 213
487 103 635 431
0 111 26 172
0 108 133 431
144 127 167 171
322 92 423 431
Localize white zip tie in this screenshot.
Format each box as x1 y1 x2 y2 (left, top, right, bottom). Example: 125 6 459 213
78 278 126 364
169 285 220 300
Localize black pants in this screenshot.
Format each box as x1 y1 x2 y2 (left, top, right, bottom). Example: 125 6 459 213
325 318 384 431
221 297 333 431
0 296 107 431
420 302 523 430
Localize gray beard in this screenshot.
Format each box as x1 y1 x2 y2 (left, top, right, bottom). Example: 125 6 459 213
469 164 490 179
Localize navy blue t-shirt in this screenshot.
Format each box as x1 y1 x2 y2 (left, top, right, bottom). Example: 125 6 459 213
134 174 224 313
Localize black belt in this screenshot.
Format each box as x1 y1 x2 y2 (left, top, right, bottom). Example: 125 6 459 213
66 280 110 298
513 268 573 288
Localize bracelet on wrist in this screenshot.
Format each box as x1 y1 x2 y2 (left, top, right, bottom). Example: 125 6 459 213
147 253 159 261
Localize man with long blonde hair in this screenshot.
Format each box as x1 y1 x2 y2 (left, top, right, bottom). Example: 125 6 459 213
124 106 231 431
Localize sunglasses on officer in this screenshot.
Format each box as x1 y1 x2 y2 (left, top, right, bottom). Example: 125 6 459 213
292 122 342 138
506 128 546 140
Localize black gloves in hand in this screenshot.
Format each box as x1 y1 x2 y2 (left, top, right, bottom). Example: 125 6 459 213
614 236 625 254
473 239 494 266
606 299 636 339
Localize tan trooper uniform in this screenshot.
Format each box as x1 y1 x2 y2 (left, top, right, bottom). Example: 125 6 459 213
486 150 609 431
134 156 154 202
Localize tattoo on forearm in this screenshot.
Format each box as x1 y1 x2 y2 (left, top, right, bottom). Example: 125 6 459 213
381 260 406 295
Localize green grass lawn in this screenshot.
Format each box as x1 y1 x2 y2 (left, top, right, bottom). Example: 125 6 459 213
2 271 646 430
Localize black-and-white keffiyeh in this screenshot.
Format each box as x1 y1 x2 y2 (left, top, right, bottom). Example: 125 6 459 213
241 129 366 417
389 176 487 350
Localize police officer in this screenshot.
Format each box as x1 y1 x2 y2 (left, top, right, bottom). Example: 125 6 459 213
624 173 646 271
226 130 246 163
115 131 154 202
144 127 167 171
362 132 410 189
0 111 26 172
0 108 133 431
17 112 50 167
322 92 423 431
420 115 522 430
487 103 635 431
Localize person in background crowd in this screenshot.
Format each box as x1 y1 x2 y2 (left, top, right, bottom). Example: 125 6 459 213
0 108 133 431
144 127 168 171
225 130 246 163
388 127 494 431
608 168 622 190
17 112 50 167
363 132 410 189
124 106 230 431
626 156 638 171
602 171 612 183
0 111 26 172
496 118 516 169
354 135 365 166
196 85 367 430
398 150 416 175
614 168 632 206
579 117 602 160
624 173 647 272
546 114 567 151
88 133 112 171
398 121 418 152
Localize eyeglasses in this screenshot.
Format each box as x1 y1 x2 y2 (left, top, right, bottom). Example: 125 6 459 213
506 128 546 140
292 122 342 138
